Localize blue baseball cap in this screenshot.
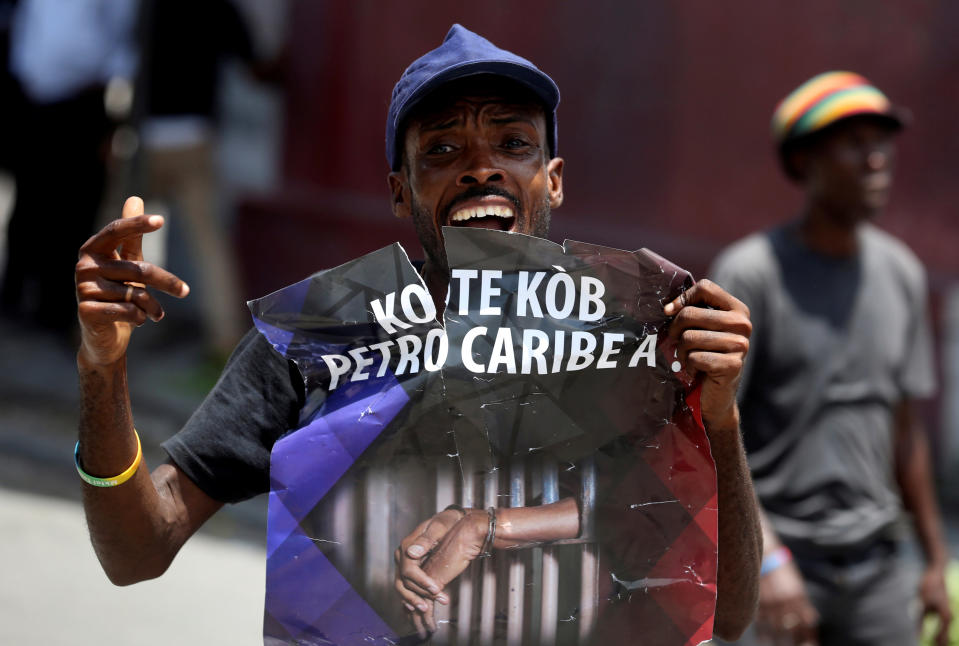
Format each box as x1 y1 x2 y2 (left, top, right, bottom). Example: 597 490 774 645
386 24 560 171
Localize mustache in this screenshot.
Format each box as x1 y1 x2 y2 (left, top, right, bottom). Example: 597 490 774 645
442 186 521 220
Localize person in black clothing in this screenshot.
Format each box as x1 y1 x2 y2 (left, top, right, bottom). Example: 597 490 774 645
135 0 278 355
1 0 135 338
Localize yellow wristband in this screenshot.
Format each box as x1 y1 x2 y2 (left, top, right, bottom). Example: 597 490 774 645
75 430 143 487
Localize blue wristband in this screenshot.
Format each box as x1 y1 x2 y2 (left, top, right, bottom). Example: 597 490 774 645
760 546 792 576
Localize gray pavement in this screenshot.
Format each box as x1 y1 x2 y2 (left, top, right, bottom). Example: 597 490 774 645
0 487 265 645
2 308 958 645
0 317 268 644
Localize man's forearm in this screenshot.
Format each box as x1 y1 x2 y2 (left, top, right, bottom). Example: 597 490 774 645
709 421 762 641
78 354 191 584
895 402 949 568
74 198 218 585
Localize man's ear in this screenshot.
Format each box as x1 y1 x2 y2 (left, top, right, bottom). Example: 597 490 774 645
547 157 565 209
388 170 411 219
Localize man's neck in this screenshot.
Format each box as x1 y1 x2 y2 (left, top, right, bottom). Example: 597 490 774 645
797 202 862 258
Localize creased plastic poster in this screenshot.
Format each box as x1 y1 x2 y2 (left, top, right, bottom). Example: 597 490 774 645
250 227 718 646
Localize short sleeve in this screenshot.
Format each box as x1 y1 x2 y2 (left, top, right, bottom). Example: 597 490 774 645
898 265 937 400
162 328 305 503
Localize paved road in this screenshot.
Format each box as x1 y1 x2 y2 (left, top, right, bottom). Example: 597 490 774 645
0 487 265 645
2 311 957 644
0 318 269 644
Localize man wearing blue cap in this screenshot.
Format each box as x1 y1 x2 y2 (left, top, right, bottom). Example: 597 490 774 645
74 25 761 641
711 72 952 646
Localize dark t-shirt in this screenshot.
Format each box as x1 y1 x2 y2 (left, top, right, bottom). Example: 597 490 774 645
164 259 431 503
161 328 305 503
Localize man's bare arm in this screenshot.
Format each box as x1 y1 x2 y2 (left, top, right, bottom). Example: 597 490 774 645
894 399 952 646
76 197 222 584
752 505 820 644
665 280 762 641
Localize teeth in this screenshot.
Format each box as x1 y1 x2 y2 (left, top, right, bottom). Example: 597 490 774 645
450 205 515 221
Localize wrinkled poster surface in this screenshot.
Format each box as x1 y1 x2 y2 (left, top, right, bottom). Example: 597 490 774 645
251 228 718 646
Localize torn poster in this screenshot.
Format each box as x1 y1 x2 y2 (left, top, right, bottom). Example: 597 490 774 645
251 227 718 646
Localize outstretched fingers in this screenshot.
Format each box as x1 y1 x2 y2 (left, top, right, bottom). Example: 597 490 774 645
75 257 188 324
76 198 192 365
79 212 165 258
119 196 146 261
77 276 164 322
77 300 151 328
93 258 189 299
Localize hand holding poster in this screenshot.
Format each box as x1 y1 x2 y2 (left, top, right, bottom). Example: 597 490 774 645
251 228 718 646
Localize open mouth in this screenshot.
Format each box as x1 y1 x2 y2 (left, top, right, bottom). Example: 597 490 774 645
448 205 516 231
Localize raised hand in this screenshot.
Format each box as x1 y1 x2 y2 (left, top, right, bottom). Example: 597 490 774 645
75 196 189 366
664 279 752 434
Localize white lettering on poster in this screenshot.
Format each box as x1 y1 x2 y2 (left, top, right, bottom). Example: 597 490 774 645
321 270 673 390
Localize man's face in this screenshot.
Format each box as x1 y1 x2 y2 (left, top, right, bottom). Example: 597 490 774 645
798 117 898 225
388 78 564 274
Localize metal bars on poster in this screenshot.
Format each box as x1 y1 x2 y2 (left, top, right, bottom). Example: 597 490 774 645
327 454 600 645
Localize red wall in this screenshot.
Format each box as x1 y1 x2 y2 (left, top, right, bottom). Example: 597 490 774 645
239 1 959 296
233 0 959 456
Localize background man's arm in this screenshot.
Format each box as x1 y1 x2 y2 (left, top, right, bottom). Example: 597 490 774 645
664 280 762 641
894 399 952 646
76 197 222 585
752 507 820 644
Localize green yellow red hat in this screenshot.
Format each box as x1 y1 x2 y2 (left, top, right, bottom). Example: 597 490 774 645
771 71 906 145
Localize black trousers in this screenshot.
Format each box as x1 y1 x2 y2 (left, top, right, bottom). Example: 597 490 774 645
1 84 111 337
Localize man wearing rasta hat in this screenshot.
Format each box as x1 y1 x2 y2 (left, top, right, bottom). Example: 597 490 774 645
711 72 952 645
74 24 761 641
